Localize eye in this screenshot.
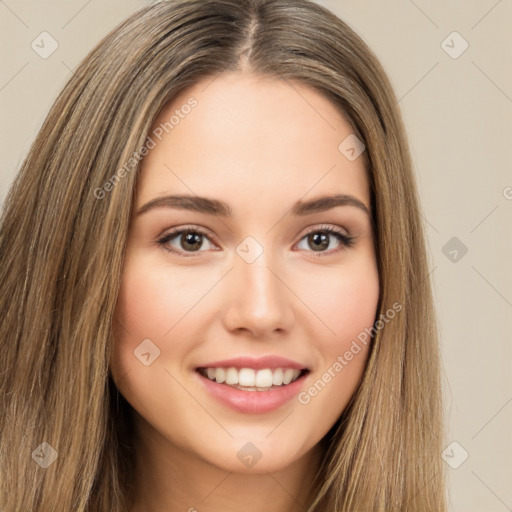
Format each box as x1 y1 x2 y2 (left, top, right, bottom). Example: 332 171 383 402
157 224 355 257
157 225 218 256
296 225 355 256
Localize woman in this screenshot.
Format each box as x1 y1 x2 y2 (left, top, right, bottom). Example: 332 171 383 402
0 0 446 510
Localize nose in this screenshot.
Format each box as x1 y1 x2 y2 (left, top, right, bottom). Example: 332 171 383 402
221 252 295 338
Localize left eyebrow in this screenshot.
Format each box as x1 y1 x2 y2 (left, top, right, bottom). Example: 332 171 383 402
136 193 370 218
291 194 370 217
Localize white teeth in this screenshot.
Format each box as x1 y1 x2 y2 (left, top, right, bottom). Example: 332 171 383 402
238 368 255 387
255 369 273 388
272 368 283 386
201 367 303 388
225 367 238 385
283 368 295 385
215 367 226 384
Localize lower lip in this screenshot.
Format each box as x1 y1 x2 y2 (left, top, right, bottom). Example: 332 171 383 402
195 370 309 414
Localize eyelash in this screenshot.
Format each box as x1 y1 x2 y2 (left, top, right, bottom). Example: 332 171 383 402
156 224 355 258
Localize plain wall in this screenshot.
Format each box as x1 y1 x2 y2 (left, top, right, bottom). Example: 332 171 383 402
1 1 511 510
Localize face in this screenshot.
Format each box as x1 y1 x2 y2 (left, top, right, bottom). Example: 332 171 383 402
111 71 379 475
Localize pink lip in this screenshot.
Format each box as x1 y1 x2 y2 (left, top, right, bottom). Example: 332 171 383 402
195 355 309 371
195 369 310 414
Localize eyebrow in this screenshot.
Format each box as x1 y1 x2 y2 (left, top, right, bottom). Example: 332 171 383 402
136 193 370 217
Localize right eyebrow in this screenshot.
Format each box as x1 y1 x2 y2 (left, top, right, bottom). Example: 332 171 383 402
137 195 232 217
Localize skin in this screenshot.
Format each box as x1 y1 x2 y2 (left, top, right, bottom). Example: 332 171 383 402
111 71 380 512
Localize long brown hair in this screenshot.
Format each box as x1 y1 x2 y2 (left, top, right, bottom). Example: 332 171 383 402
0 1 446 510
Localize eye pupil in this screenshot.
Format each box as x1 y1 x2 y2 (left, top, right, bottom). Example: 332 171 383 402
309 233 329 251
182 232 202 251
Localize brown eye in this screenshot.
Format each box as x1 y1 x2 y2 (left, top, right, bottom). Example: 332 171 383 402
180 232 204 251
307 232 330 252
157 227 216 256
296 226 355 256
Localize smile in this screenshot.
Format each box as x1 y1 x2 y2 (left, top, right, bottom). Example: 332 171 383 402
197 366 307 391
194 356 311 414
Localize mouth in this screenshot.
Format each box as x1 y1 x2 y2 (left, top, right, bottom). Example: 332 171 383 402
194 355 312 413
196 366 310 392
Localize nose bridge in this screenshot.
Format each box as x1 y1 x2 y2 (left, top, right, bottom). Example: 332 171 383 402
222 245 294 336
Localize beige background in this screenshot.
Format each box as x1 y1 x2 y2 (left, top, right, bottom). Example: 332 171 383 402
1 0 511 510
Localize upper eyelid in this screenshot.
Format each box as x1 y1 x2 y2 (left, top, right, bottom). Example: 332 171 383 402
161 223 350 240
302 224 350 237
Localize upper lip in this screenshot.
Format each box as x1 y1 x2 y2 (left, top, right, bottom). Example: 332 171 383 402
196 355 309 371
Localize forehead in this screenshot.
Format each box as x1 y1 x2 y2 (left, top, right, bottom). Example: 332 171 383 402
137 71 369 211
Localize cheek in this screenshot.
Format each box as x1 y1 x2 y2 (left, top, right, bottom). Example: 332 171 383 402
331 270 379 341
113 253 211 347
295 257 379 416
110 251 222 393
301 256 380 345
110 256 176 380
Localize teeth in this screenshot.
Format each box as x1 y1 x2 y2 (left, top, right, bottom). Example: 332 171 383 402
255 369 273 388
201 367 303 388
225 367 238 385
283 368 295 385
238 368 255 386
272 368 283 386
215 367 226 383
